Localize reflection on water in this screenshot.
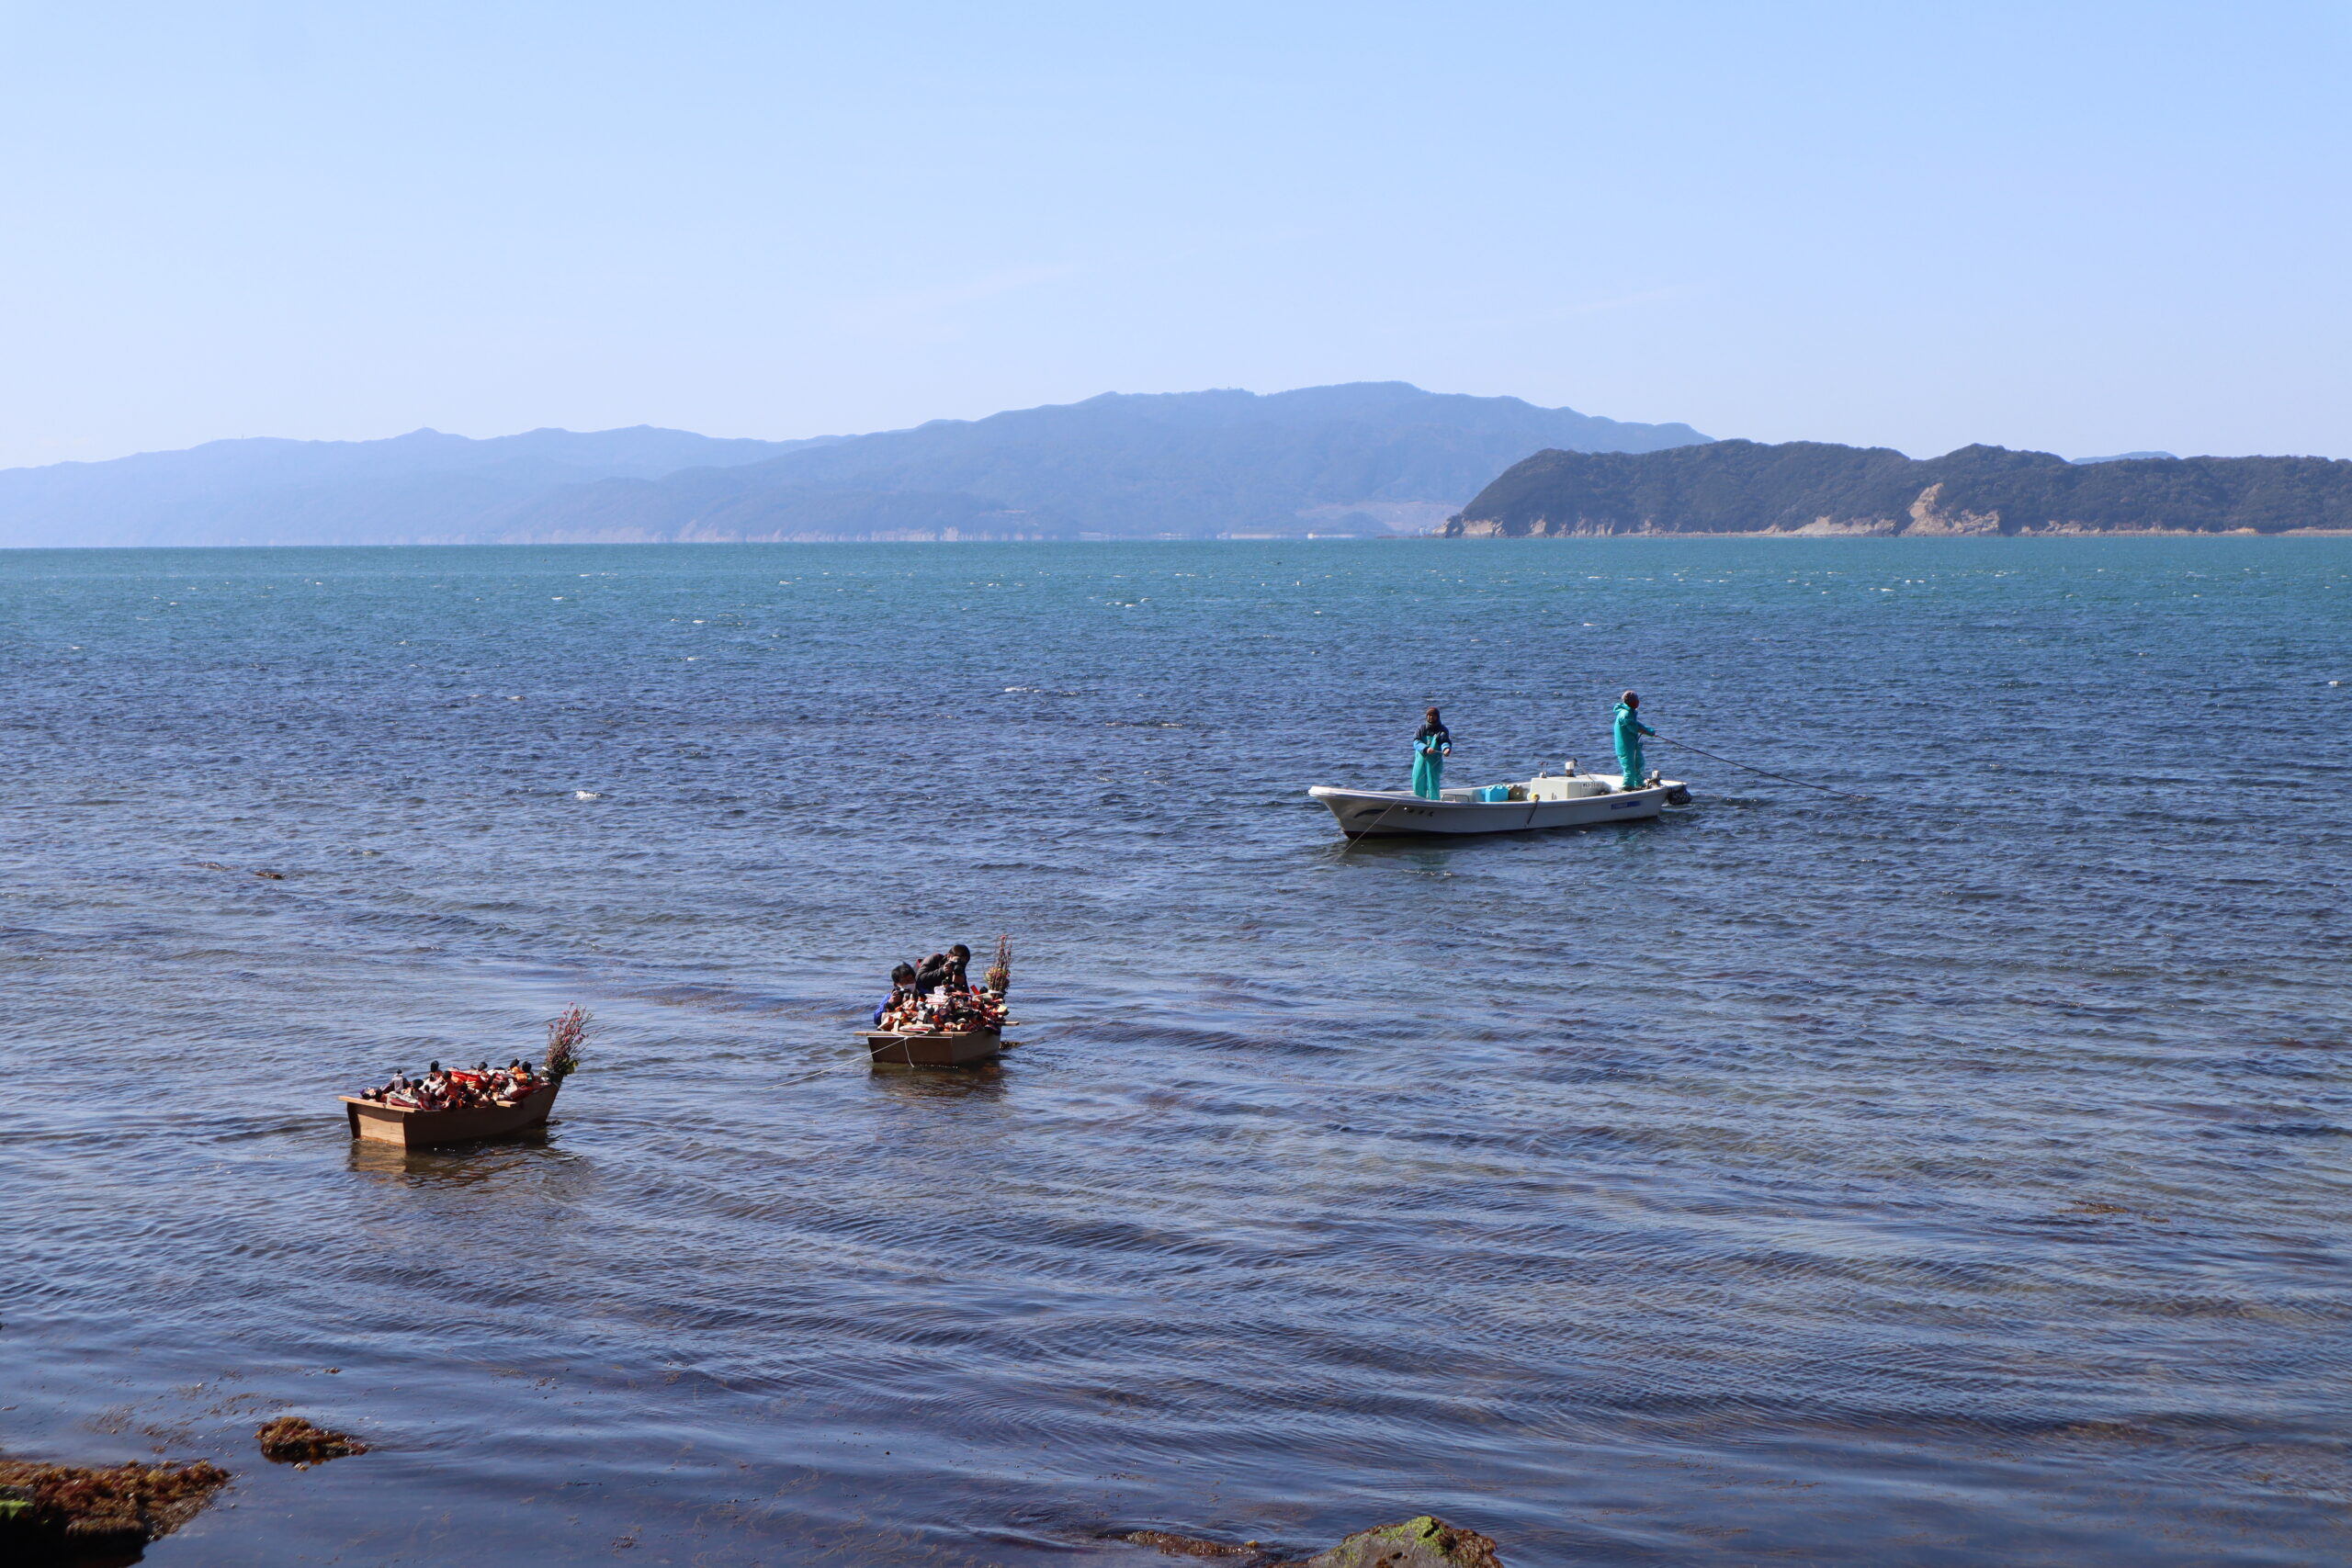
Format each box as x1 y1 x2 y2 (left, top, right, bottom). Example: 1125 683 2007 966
345 1127 563 1182
1 539 2346 1566
865 1060 1013 1100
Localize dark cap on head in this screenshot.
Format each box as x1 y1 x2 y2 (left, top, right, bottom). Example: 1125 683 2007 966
1622 691 1639 705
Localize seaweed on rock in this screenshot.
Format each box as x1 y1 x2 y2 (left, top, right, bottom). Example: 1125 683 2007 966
254 1416 368 1466
0 1455 231 1561
1119 1516 1506 1568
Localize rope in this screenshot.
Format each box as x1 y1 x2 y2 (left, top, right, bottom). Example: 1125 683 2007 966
1339 745 1453 850
1648 733 1883 803
1337 798 1403 852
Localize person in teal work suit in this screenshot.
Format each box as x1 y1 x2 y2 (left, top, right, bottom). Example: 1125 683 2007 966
1613 690 1656 789
1412 706 1453 799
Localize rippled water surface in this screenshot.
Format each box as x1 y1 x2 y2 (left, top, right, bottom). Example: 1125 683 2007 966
3 539 2348 1566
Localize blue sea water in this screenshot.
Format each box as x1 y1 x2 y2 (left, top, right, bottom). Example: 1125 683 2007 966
0 537 2346 1566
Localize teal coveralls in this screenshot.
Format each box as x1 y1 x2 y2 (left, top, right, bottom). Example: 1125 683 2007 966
1613 702 1656 788
1412 726 1451 799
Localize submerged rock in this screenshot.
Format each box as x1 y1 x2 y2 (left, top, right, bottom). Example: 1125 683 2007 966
1122 1516 1506 1568
1125 1529 1264 1558
254 1416 368 1465
1288 1516 1505 1568
0 1455 231 1561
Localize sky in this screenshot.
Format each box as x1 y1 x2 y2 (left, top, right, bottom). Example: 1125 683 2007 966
0 1 2346 469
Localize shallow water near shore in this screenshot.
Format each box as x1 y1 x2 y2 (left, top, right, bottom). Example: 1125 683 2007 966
2 537 2346 1566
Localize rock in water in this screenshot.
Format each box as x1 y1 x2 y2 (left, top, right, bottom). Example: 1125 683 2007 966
254 1416 368 1465
0 1455 231 1559
1125 1529 1261 1557
1293 1516 1505 1568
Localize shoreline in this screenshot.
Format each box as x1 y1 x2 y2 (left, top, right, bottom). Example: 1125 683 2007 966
1438 525 2352 539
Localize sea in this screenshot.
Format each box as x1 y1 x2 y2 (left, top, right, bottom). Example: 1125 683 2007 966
2 537 2346 1567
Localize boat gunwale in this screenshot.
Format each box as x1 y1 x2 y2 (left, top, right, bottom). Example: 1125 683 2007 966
858 1026 1002 1047
336 1083 559 1119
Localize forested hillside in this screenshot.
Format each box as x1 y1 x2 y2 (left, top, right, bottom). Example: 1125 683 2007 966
1445 440 2352 536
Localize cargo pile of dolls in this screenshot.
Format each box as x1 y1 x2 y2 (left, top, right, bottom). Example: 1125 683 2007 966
353 1058 546 1110
353 1007 587 1110
876 988 1005 1035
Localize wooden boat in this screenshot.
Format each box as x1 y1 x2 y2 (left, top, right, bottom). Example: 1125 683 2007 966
341 1082 560 1147
1308 772 1689 839
861 1026 1002 1066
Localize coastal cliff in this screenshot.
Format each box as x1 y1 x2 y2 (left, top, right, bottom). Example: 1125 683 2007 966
1445 440 2352 536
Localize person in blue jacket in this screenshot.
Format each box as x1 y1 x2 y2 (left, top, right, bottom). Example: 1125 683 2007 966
1412 706 1453 799
874 962 918 1025
1613 690 1656 789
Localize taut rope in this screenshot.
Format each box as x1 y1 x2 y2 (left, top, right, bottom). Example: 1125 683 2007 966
1649 734 1883 804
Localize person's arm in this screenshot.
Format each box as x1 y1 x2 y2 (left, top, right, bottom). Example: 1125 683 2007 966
1639 720 1656 737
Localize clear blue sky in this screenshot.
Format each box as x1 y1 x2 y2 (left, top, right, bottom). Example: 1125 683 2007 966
2 1 2346 468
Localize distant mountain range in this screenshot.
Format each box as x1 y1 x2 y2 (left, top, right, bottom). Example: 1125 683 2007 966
1445 440 2352 536
0 384 1708 547
0 426 836 549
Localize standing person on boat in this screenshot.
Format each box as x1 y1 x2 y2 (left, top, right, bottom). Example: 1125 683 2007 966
1412 707 1453 799
1613 691 1657 790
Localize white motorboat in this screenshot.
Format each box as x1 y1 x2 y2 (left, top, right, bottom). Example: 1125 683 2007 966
1307 769 1690 839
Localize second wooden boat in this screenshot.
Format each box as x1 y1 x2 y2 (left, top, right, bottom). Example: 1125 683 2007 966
341 1083 560 1147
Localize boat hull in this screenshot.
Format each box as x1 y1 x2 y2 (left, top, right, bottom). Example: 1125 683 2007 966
341 1083 560 1147
863 1027 1001 1066
1308 782 1679 838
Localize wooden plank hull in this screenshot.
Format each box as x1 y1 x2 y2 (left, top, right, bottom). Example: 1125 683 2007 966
862 1028 1001 1066
341 1082 560 1147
